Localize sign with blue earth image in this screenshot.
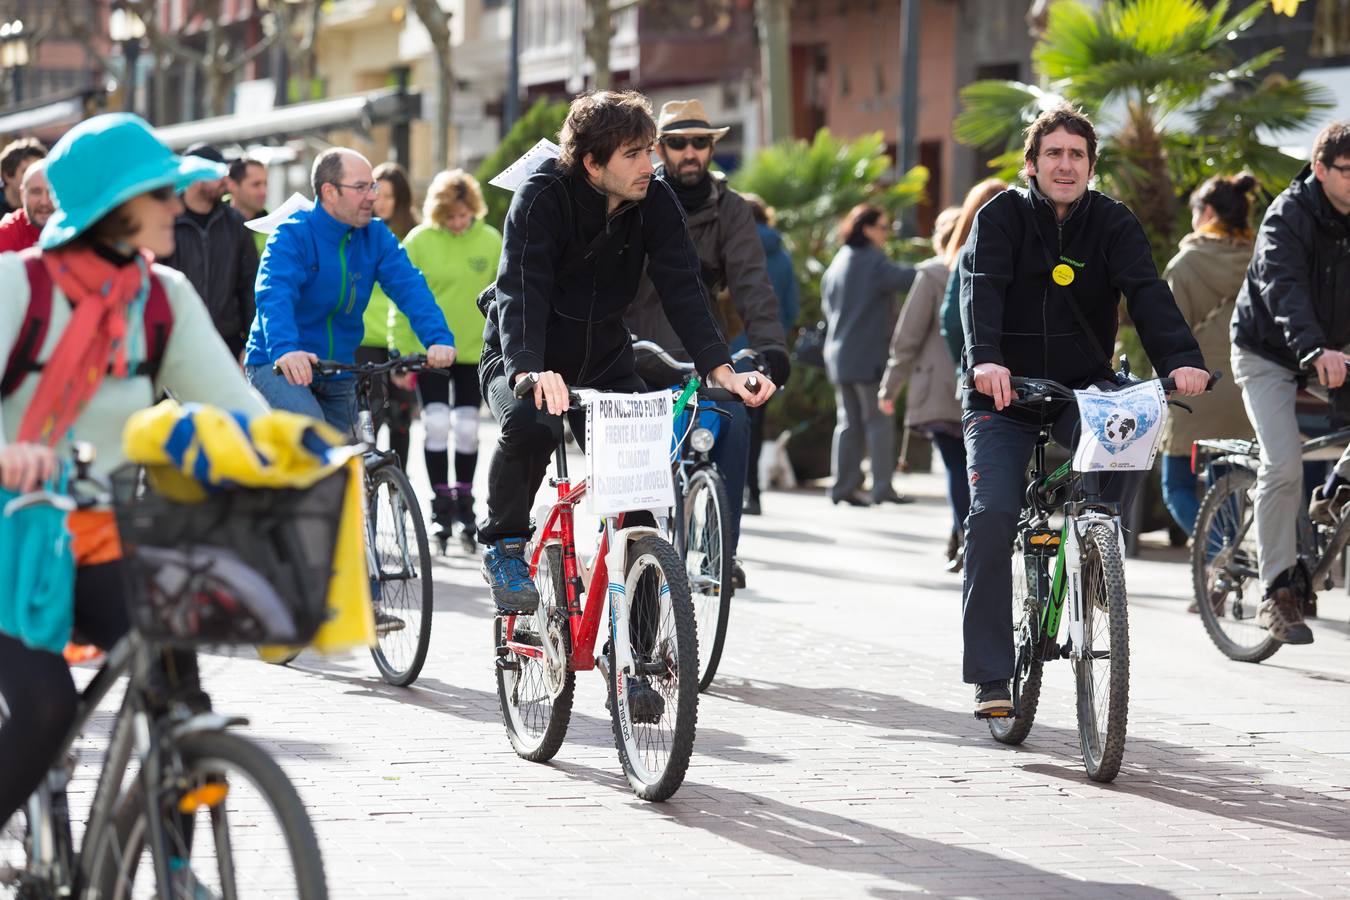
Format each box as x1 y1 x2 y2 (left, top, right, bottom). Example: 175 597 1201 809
1072 381 1168 472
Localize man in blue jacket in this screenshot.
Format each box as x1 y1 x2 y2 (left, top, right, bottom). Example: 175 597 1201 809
244 148 455 434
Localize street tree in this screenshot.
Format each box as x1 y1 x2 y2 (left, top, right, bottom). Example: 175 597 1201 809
954 0 1333 259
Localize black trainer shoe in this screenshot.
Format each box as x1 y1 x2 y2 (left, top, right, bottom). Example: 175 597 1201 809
974 680 1013 717
607 676 666 724
374 610 406 635
481 538 540 614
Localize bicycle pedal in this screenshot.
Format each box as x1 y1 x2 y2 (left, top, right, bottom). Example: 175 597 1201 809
496 657 520 672
974 709 1014 720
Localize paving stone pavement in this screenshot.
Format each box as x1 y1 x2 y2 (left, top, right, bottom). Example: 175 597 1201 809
61 446 1350 898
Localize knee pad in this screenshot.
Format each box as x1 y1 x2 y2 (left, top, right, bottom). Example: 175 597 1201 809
451 405 479 454
423 402 451 452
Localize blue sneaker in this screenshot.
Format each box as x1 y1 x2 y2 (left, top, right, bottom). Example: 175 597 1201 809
481 538 540 614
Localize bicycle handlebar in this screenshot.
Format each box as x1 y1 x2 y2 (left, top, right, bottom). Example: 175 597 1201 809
991 371 1223 405
271 353 430 379
632 339 763 371
511 372 756 408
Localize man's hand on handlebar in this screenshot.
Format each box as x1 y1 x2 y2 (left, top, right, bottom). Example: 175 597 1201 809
0 442 57 493
276 350 320 387
971 362 1014 411
710 364 775 407
515 370 571 416
426 344 457 369
1167 366 1211 397
1313 349 1349 390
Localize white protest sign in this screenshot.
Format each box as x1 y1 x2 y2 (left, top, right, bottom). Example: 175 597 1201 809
488 138 561 192
585 391 675 516
1072 381 1168 473
245 192 314 234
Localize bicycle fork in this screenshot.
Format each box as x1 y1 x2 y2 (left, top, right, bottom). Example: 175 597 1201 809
1055 513 1124 661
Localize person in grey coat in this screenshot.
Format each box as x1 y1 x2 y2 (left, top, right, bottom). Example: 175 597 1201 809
820 203 916 505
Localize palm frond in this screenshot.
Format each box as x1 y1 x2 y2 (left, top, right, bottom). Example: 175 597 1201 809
953 80 1055 150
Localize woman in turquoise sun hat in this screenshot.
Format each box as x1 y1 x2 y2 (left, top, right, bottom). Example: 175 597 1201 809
0 113 267 827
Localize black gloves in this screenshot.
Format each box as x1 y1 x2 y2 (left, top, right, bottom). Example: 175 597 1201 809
761 348 791 389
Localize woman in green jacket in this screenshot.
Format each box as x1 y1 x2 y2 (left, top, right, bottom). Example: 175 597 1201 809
358 162 419 466
390 170 502 548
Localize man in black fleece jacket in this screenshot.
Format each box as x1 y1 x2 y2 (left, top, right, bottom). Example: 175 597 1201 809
478 90 774 614
958 106 1208 717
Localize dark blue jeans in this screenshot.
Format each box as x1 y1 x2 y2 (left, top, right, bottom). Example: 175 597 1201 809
709 401 750 558
246 364 358 437
931 430 970 533
1161 454 1199 537
961 406 1143 685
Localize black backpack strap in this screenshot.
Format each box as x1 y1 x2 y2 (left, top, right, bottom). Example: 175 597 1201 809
1 249 54 398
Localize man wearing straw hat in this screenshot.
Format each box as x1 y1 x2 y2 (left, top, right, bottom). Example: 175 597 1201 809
627 99 790 593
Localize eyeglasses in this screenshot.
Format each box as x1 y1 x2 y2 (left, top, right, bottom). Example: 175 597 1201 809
148 185 176 202
1327 162 1350 177
335 181 381 195
661 136 712 152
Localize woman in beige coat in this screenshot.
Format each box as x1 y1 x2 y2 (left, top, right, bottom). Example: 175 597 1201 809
879 207 965 570
1161 173 1257 542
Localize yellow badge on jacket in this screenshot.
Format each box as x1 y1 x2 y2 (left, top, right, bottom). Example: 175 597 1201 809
1052 264 1075 286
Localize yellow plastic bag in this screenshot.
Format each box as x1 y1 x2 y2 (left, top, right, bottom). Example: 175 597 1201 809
260 456 374 657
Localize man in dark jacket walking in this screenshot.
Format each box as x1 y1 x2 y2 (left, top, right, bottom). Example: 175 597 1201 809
959 106 1208 717
625 99 790 587
479 90 774 614
1229 121 1350 646
161 143 258 359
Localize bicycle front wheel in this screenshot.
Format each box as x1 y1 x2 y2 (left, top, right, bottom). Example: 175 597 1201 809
86 730 327 900
1192 468 1281 663
681 466 732 692
367 466 434 686
1074 523 1129 783
607 534 698 802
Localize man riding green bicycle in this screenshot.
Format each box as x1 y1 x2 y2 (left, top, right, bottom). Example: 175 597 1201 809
958 106 1208 717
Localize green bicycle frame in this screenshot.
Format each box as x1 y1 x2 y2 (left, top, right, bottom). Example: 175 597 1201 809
1035 460 1074 640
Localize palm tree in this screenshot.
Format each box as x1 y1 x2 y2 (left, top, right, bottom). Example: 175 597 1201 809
954 0 1332 257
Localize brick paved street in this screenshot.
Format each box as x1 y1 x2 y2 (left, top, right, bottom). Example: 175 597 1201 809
71 444 1350 898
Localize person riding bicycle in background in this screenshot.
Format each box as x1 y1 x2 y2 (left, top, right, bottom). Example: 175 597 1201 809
0 113 268 829
1229 121 1350 647
391 169 502 549
478 89 774 614
244 147 456 435
626 99 790 593
960 105 1208 717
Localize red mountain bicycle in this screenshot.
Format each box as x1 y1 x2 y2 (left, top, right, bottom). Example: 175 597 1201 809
494 377 742 801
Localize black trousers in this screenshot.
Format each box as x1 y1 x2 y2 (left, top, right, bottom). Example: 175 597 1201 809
0 562 131 823
479 370 646 544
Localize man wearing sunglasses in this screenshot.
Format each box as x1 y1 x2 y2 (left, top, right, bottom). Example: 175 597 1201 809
1229 121 1350 646
244 147 456 436
627 99 790 594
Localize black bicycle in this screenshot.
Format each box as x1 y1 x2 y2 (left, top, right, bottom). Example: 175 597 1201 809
1 450 328 899
1191 425 1350 662
268 354 435 687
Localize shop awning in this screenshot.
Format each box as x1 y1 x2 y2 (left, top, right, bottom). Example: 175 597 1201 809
155 87 420 150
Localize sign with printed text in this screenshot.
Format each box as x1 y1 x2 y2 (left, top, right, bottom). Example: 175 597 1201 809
488 138 561 192
1072 381 1168 473
586 391 675 516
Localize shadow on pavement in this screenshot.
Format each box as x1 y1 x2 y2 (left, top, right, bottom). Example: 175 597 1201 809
707 677 1350 842
281 665 790 768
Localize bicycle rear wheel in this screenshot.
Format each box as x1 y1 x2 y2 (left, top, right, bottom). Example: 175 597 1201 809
989 534 1044 745
367 466 434 687
1074 523 1129 783
607 534 698 802
1192 469 1281 663
86 730 327 900
495 543 575 762
679 466 732 692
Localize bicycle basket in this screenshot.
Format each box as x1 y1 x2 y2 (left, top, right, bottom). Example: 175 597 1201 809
110 465 347 646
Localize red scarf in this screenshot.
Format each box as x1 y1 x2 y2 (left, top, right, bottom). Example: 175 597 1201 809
17 247 153 446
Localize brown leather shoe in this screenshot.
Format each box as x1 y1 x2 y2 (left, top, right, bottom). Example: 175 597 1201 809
1308 484 1350 525
1257 587 1314 644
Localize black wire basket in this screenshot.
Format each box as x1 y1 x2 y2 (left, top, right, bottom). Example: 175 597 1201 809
110 465 348 647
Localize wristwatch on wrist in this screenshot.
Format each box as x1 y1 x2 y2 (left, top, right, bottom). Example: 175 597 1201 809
1301 347 1325 368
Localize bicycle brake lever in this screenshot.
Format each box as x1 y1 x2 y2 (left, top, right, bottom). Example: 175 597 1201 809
1168 399 1194 414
